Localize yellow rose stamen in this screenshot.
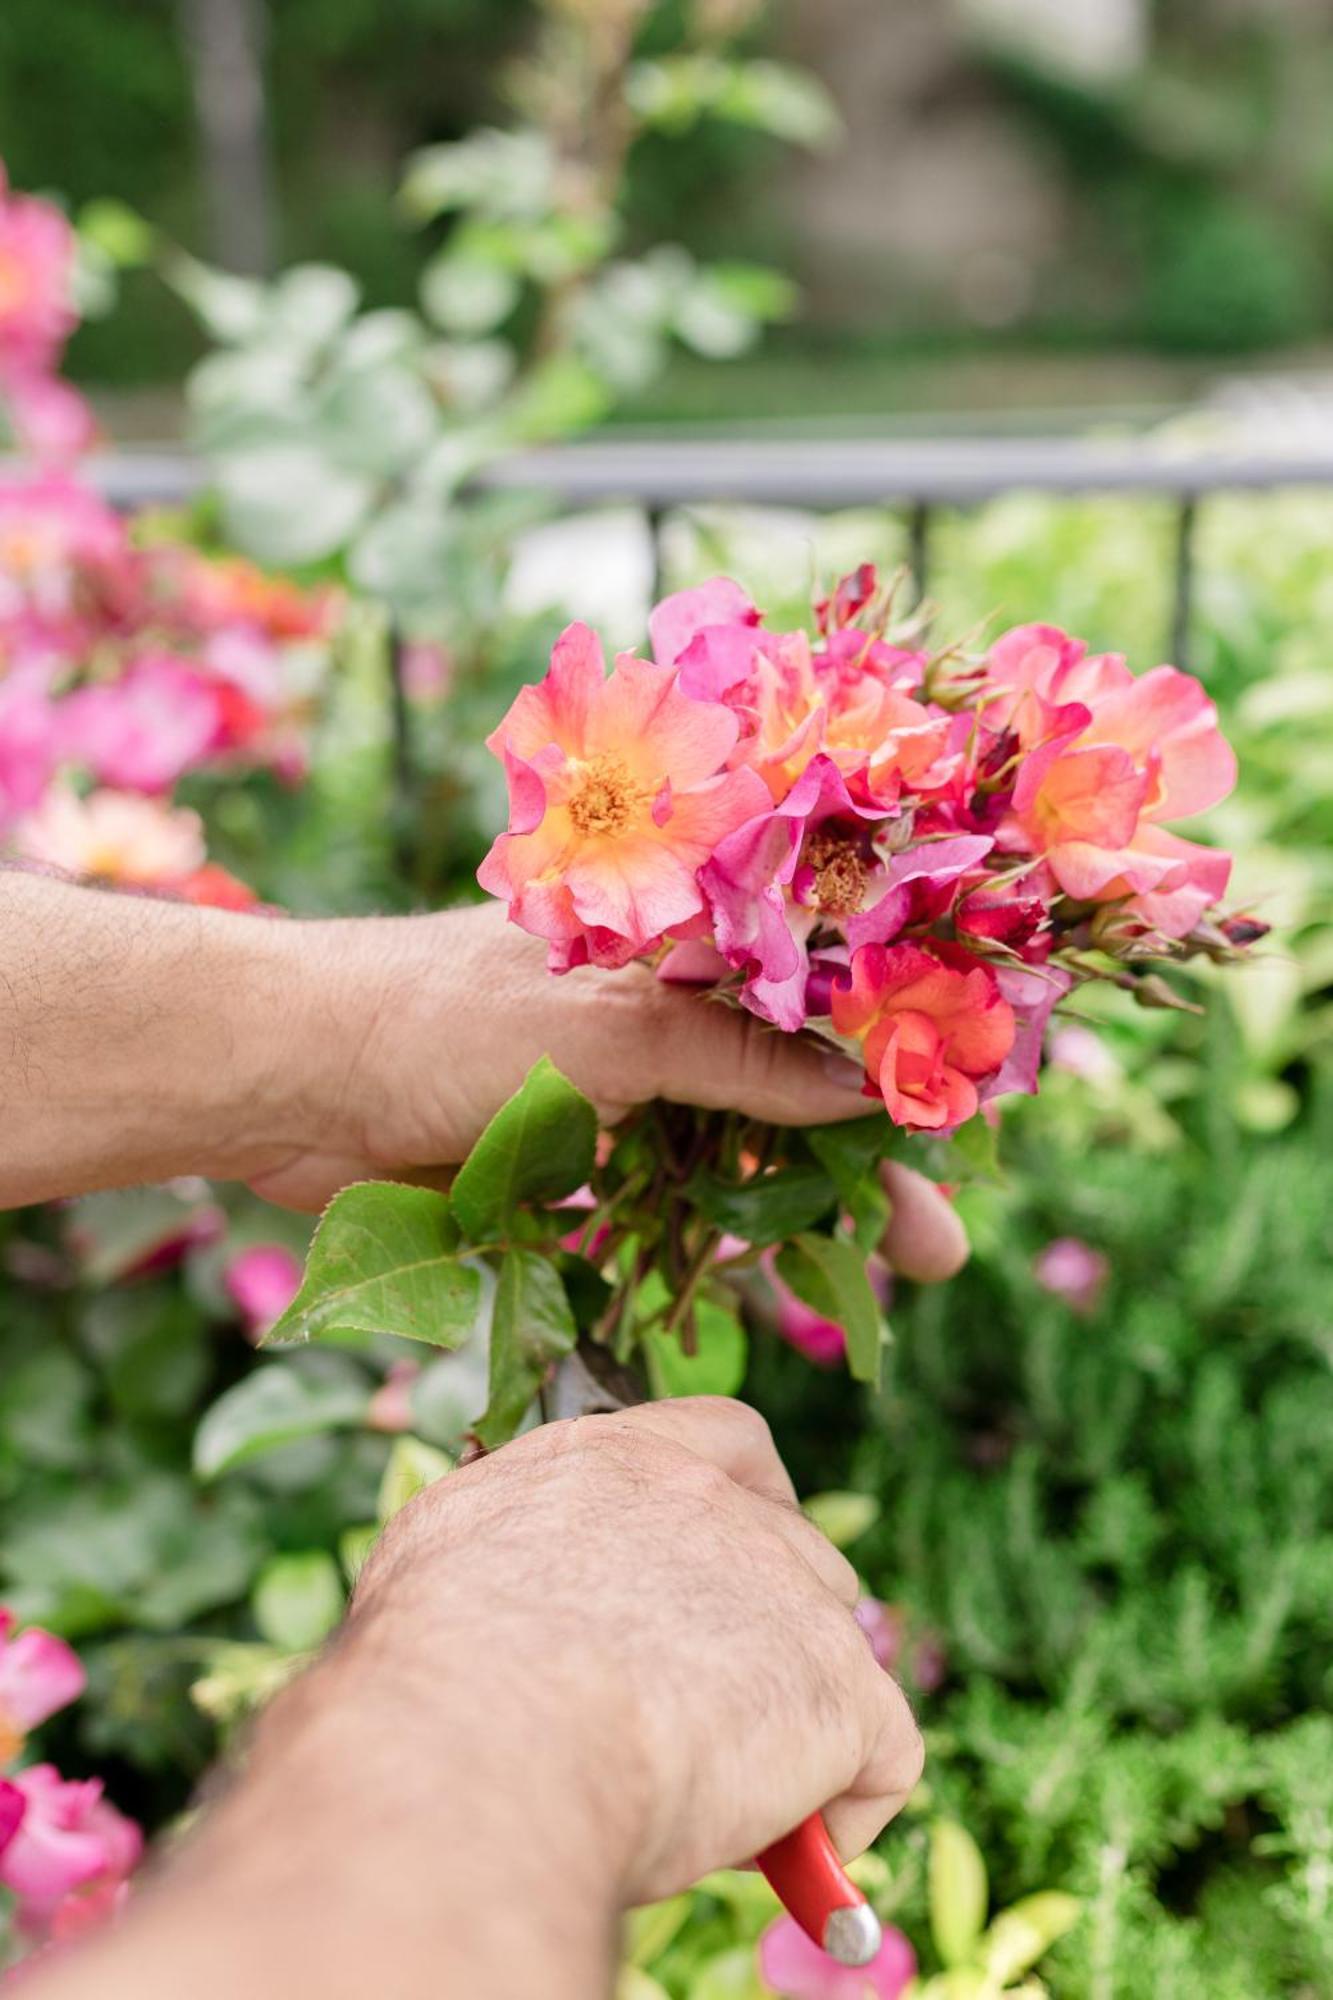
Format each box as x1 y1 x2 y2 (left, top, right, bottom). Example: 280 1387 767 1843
568 754 643 837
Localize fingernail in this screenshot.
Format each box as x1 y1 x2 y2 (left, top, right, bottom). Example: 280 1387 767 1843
821 1053 867 1091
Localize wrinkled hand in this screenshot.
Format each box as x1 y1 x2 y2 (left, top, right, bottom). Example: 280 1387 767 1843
255 903 969 1282
348 1397 924 1902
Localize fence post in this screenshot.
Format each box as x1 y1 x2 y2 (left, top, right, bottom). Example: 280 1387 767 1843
1170 496 1198 673
387 622 416 877
646 506 667 605
907 500 931 603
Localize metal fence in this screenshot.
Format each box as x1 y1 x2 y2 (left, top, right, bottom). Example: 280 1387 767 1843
81 431 1333 673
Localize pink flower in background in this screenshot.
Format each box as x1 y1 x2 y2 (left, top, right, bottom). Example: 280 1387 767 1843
0 666 57 832
398 639 454 705
832 943 1015 1131
773 1286 846 1368
854 1597 905 1673
367 1360 421 1434
0 474 131 628
0 1613 85 1764
854 1598 947 1694
0 1765 141 1933
1047 1023 1121 1085
766 1255 891 1368
1033 1237 1109 1316
14 787 206 886
225 1244 304 1343
0 166 78 378
759 1913 916 2000
57 655 229 793
479 621 768 968
2 372 96 465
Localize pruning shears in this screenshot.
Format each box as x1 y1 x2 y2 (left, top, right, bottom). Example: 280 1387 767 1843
550 1346 883 1969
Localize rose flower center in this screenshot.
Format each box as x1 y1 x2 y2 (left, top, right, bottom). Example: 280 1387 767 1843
568 754 640 837
804 829 869 915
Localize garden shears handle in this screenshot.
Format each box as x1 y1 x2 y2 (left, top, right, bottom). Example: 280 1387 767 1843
756 1811 881 1967
547 1348 880 1968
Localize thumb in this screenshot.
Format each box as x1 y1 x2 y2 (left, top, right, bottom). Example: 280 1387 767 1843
644 988 873 1127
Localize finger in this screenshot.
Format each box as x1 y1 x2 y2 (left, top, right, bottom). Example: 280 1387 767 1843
750 1491 861 1608
879 1162 969 1283
648 994 872 1127
604 1396 800 1509
821 1657 925 1860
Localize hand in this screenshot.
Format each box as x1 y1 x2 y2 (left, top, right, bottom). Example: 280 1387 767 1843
38 1400 921 2000
253 902 969 1284
350 1396 925 1901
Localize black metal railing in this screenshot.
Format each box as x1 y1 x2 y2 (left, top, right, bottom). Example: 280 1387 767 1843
75 430 1333 674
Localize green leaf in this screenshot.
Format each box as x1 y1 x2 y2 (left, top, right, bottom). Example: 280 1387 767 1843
930 1819 990 1969
251 1552 345 1653
686 1164 837 1249
339 1523 379 1588
451 1058 597 1244
775 1235 885 1385
983 1892 1082 1984
78 197 155 267
806 1116 892 1253
194 1356 370 1480
377 1436 454 1525
623 1895 693 1969
805 1116 891 1199
475 1249 576 1448
803 1490 881 1549
627 56 840 149
267 1182 482 1351
645 1299 748 1398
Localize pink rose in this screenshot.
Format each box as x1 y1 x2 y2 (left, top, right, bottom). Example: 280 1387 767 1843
0 1611 85 1762
0 1766 141 1932
224 1244 304 1343
1034 1237 1108 1316
759 1913 916 1999
479 622 768 969
831 943 1016 1131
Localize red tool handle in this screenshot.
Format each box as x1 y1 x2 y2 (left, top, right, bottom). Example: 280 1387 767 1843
757 1812 882 1967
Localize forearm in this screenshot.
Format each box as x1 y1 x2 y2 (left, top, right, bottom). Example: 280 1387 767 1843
33 1636 622 2000
0 871 336 1206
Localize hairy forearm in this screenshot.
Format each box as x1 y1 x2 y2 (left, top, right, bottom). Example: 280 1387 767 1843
34 1625 622 2000
0 871 338 1206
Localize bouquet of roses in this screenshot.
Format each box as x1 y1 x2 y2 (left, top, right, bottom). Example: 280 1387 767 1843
478 568 1248 1135
267 566 1259 1431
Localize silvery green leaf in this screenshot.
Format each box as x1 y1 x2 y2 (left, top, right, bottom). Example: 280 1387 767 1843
422 339 514 412
420 251 522 337
338 309 427 371
218 446 375 566
399 129 554 223
348 500 458 614
165 252 269 344
316 363 439 477
268 263 361 349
